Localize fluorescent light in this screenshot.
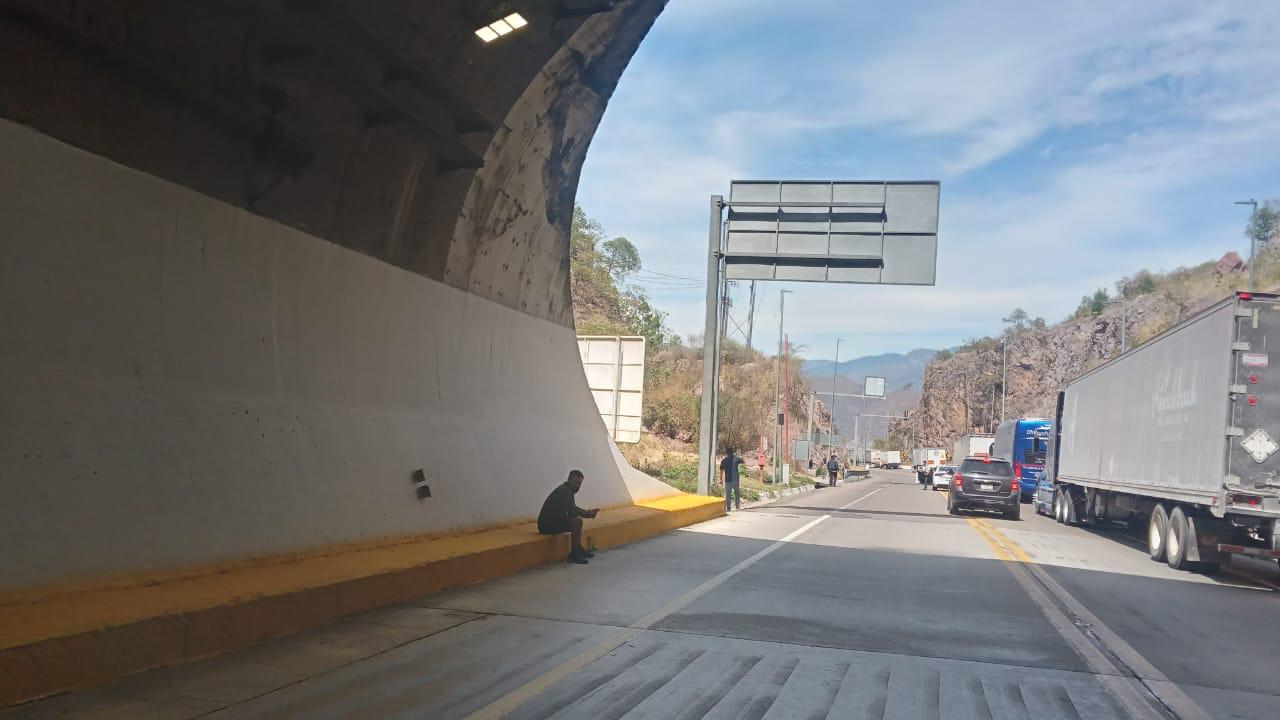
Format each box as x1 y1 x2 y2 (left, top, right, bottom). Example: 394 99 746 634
475 12 530 44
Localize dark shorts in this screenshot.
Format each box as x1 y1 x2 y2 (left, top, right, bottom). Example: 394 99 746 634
538 517 571 535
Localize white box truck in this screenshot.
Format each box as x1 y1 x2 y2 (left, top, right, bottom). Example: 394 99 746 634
952 434 994 463
912 447 947 481
1044 292 1280 572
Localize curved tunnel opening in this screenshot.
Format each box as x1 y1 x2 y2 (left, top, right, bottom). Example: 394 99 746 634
0 0 675 593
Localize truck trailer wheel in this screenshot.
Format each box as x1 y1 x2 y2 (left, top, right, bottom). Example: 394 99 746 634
1166 506 1192 570
1148 504 1169 562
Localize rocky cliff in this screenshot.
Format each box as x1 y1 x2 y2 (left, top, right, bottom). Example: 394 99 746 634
897 247 1279 450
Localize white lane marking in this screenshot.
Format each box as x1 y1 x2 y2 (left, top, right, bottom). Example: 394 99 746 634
463 483 886 720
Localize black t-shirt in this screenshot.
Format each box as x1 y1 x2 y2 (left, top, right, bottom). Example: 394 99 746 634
538 483 586 529
720 454 745 483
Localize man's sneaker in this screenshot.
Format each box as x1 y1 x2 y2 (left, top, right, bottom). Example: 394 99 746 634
577 547 595 558
567 551 589 564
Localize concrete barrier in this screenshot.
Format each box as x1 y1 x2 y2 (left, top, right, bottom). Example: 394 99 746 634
0 494 722 707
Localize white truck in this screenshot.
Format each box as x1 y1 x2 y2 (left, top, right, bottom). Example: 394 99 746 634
881 450 902 469
952 434 995 463
1044 292 1280 572
867 450 885 467
912 447 947 481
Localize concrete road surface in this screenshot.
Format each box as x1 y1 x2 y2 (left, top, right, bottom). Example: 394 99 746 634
9 470 1279 719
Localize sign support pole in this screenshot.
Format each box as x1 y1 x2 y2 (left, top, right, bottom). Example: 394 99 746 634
697 196 724 496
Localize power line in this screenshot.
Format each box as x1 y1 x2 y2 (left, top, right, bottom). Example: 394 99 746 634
634 267 699 281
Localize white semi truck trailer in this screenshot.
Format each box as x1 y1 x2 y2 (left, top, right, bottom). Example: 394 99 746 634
1044 292 1280 572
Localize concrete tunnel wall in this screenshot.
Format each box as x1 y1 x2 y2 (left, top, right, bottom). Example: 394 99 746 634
0 0 675 591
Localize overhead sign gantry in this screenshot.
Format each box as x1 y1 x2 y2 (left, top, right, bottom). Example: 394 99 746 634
697 181 941 493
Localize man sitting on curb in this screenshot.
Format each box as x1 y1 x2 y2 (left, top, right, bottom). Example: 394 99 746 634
537 469 599 564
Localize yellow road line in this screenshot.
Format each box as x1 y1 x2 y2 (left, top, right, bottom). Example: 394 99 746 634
964 518 1014 562
974 518 1034 563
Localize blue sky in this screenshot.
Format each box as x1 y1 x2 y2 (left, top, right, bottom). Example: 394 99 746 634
576 0 1280 360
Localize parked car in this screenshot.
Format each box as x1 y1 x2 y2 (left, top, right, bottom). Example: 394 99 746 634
946 457 1020 520
926 465 955 491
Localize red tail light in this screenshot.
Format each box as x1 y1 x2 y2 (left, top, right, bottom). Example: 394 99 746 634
1238 292 1253 300
1014 462 1023 478
1011 479 1020 492
953 473 963 488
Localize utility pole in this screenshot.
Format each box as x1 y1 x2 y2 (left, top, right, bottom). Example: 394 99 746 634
746 280 757 350
718 281 732 347
829 338 842 458
773 289 792 483
782 334 790 473
805 390 816 448
1001 339 1007 423
1237 199 1259 292
696 196 724 496
1105 281 1128 353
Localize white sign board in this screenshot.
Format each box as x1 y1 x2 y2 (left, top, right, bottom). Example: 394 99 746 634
864 376 886 398
577 336 646 443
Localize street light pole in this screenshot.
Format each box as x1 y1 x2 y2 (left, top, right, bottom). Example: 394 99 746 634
829 338 842 457
1238 199 1259 292
1000 318 1011 424
1105 281 1128 353
773 289 792 483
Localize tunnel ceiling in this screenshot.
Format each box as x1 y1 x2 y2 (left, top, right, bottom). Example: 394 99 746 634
0 0 665 325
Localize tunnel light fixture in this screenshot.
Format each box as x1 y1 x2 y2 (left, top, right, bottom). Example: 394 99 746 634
475 13 529 43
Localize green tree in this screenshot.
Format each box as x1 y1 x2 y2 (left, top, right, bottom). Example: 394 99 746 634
1003 308 1029 333
1090 288 1110 315
1246 202 1280 249
570 205 672 351
602 236 641 280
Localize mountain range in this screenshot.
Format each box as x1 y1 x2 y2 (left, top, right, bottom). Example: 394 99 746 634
803 348 937 393
801 349 938 447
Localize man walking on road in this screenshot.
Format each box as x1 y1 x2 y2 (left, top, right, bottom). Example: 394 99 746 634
826 454 840 487
537 470 599 564
720 447 746 512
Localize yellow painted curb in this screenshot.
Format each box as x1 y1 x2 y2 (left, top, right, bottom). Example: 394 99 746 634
0 494 724 708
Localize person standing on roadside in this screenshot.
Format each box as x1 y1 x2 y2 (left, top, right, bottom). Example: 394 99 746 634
720 447 746 512
826 453 840 487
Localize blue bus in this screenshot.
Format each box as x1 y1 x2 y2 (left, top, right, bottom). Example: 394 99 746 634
993 418 1051 501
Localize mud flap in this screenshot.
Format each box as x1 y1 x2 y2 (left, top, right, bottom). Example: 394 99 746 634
1185 515 1229 564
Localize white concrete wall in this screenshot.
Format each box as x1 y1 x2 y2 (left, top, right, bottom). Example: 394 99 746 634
0 120 676 590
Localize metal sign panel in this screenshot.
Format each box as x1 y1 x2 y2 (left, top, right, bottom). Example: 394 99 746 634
577 336 646 444
864 376 886 398
723 180 939 284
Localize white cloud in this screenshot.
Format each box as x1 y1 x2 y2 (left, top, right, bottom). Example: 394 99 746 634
577 0 1280 357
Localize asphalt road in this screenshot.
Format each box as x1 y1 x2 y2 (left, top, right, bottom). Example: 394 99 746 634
11 470 1279 719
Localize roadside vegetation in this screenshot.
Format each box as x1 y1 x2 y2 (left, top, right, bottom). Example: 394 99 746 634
570 206 828 494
